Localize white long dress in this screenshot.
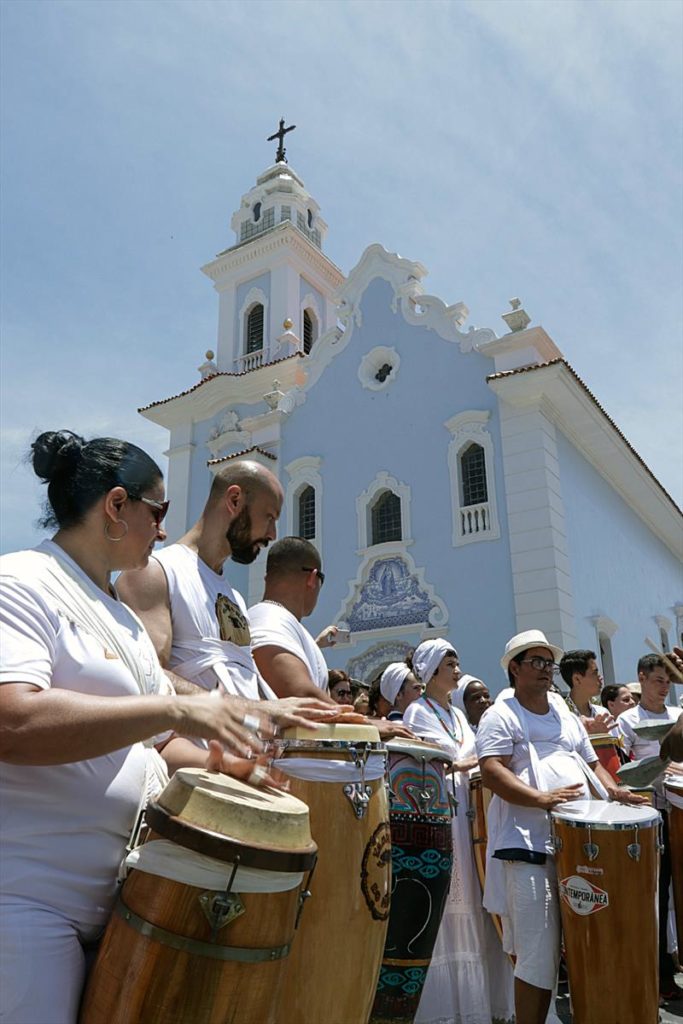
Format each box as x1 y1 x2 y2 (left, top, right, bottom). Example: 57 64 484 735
403 697 515 1024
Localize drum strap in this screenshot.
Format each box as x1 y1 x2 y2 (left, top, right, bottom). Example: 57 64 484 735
114 897 291 962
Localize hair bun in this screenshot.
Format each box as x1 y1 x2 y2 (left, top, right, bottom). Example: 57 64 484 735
31 430 86 482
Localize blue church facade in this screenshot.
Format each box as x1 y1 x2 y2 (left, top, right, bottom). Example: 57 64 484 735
140 159 682 694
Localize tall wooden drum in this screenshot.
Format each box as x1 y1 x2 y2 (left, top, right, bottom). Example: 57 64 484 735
664 777 683 954
369 739 453 1024
469 771 506 948
80 769 317 1024
273 723 390 1024
589 733 624 782
551 800 660 1024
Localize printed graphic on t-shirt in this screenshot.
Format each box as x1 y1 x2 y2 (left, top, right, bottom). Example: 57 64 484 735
215 594 251 646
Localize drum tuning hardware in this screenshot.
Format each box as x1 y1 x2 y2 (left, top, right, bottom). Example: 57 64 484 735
582 825 599 862
627 823 642 861
295 864 317 929
199 891 246 939
448 792 459 816
344 782 373 819
466 807 475 821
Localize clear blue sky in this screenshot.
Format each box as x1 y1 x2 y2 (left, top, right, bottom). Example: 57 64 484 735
1 0 681 553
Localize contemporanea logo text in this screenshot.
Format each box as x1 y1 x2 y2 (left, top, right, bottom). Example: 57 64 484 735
559 875 609 916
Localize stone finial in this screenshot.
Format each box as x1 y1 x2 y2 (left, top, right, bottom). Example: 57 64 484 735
198 349 218 379
501 297 531 333
263 379 286 410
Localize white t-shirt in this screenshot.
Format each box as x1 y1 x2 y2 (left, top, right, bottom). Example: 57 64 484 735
151 544 263 698
248 601 329 691
476 699 597 854
618 702 682 806
0 541 156 927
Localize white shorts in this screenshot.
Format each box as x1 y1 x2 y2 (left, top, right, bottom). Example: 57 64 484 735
0 900 101 1023
501 859 561 991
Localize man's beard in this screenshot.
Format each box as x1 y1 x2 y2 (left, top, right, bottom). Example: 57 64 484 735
227 506 269 565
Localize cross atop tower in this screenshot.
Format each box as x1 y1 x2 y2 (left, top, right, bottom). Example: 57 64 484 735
267 117 296 163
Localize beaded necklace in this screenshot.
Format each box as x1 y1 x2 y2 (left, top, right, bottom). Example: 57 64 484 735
423 696 463 747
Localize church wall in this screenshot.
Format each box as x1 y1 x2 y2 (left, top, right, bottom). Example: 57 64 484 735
555 428 682 681
277 277 519 691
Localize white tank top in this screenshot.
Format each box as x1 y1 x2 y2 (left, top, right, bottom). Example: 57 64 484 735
152 544 265 699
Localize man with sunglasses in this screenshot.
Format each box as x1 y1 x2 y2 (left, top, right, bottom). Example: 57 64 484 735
476 629 644 1024
249 537 334 700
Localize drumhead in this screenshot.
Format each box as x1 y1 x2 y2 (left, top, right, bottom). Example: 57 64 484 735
156 768 315 851
386 739 451 763
282 722 381 743
632 719 675 741
551 799 659 829
664 778 683 810
589 733 618 748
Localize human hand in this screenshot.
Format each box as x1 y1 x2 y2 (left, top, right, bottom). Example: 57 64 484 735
177 693 275 757
583 711 616 734
606 785 650 805
315 625 339 649
259 696 338 729
374 720 415 741
204 741 288 790
451 755 479 774
536 784 585 810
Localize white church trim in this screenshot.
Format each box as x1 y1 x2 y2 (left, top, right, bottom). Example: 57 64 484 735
358 346 401 392
346 640 413 683
356 471 412 553
445 410 501 547
237 287 269 372
334 545 449 643
285 455 323 552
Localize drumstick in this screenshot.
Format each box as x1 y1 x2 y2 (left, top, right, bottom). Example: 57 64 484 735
644 636 683 683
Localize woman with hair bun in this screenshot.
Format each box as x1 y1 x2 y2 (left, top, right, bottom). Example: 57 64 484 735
0 430 304 1023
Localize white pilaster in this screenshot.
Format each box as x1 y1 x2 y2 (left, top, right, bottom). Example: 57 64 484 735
499 400 577 649
163 427 195 542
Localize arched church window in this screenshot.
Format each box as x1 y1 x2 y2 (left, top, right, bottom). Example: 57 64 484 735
371 490 402 545
307 208 313 228
460 443 487 506
303 309 315 354
246 304 264 353
297 485 316 540
253 202 262 223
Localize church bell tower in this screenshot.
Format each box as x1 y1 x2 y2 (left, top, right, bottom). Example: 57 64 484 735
201 120 344 373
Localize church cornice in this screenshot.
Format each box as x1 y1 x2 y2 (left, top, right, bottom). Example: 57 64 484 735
202 222 345 291
138 352 307 427
488 359 683 557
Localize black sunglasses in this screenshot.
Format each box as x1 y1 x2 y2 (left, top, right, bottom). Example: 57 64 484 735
301 566 325 586
137 496 170 526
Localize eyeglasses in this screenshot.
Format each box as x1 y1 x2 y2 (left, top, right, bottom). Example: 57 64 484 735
519 657 559 672
138 496 170 526
301 566 325 586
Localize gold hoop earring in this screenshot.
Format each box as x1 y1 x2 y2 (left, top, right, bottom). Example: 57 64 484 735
104 520 128 542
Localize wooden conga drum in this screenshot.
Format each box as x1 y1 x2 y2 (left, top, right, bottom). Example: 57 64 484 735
665 777 683 954
273 723 390 1024
370 740 453 1024
551 800 660 1024
469 771 506 947
589 733 624 782
80 769 317 1024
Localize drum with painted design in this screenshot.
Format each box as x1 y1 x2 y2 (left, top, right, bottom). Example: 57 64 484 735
274 723 390 1024
550 800 660 1024
589 732 624 782
80 769 317 1024
664 777 683 954
369 739 453 1024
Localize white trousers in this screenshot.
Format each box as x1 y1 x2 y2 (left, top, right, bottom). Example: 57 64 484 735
0 900 101 1024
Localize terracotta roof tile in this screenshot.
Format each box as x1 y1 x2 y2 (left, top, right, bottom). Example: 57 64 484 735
207 445 277 467
138 352 305 412
487 359 681 514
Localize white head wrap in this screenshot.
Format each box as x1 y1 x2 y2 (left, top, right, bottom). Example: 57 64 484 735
380 663 411 705
451 674 483 716
412 638 457 686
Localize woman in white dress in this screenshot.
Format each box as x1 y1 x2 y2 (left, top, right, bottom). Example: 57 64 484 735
403 638 515 1024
